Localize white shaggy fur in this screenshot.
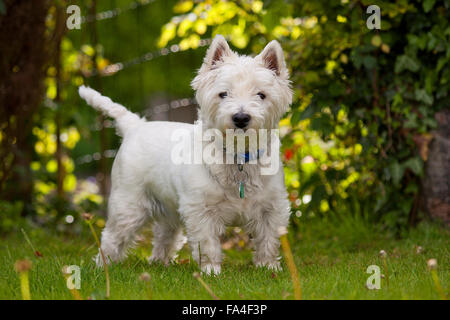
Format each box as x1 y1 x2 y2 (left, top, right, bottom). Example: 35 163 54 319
79 35 293 275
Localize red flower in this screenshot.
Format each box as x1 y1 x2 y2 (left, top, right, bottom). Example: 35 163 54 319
284 148 294 161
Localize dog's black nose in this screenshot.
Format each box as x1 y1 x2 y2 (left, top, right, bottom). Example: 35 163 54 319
232 112 251 128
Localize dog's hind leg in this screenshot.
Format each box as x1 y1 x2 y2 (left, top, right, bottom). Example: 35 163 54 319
95 193 148 266
148 221 186 265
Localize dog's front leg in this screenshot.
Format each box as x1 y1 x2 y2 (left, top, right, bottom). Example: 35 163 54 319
182 208 225 275
247 200 290 271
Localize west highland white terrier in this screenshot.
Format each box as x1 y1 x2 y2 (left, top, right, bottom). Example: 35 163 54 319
79 35 293 275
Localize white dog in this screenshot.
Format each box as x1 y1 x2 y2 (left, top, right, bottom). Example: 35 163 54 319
79 35 293 275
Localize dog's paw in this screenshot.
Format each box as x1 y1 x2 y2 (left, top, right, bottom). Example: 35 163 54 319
201 264 221 276
148 255 170 266
255 261 282 272
93 252 112 268
93 253 103 267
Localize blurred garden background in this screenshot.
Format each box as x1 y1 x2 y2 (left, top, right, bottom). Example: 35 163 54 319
0 0 449 300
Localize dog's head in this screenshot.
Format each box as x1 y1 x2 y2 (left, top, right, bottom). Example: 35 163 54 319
192 35 292 132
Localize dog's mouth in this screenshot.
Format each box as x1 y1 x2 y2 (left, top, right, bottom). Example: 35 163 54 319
233 127 250 132
222 125 254 132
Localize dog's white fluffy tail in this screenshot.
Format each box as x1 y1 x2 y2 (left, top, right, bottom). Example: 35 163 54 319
79 86 143 136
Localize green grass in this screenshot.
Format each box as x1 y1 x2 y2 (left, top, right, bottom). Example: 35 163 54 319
0 215 448 300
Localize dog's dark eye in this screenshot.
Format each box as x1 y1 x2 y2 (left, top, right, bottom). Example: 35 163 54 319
219 92 228 99
257 92 266 100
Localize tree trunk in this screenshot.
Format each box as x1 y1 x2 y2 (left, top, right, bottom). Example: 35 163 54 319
422 110 450 225
0 0 50 214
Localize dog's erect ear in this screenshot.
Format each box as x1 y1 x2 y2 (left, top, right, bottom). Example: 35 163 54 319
203 34 233 69
256 40 287 77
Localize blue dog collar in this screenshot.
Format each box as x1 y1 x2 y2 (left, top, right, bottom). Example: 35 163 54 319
236 149 264 163
224 148 265 164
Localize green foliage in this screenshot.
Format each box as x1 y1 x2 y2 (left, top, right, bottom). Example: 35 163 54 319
0 0 5 15
0 200 25 233
283 0 449 231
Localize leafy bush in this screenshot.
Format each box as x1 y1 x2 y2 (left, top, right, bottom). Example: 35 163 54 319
284 0 449 231
0 200 25 233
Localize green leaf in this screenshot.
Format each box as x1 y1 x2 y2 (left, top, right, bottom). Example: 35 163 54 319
436 57 447 72
329 83 345 97
404 157 423 176
298 104 316 122
374 193 387 212
399 198 413 214
389 161 404 186
0 0 5 15
423 117 437 129
395 55 420 73
423 0 436 13
404 113 418 129
415 89 433 105
310 185 327 209
405 182 418 194
311 115 333 136
350 50 363 69
299 173 321 194
290 110 301 126
363 56 377 69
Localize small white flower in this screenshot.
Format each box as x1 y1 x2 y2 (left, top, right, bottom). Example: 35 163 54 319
427 258 437 270
139 272 151 282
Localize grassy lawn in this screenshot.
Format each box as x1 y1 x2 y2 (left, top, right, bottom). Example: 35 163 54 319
0 215 448 300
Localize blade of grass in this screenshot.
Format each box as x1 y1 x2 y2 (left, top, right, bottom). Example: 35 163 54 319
193 272 219 300
14 259 32 300
21 228 42 257
428 259 447 300
279 227 302 300
83 213 110 299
